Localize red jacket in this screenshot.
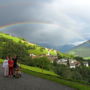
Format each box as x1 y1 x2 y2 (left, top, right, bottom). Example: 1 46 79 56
8 60 14 67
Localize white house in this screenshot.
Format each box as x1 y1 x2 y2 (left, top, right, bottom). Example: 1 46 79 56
83 62 89 67
57 59 68 65
69 63 76 68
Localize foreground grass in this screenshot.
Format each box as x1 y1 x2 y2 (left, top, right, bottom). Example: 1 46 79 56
21 64 90 90
21 64 58 77
0 59 3 63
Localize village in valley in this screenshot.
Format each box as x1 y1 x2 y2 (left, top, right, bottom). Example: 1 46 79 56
30 49 89 69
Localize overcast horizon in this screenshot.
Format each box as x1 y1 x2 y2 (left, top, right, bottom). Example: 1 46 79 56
0 0 90 49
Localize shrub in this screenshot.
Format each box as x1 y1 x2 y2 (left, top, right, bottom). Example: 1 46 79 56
29 57 52 70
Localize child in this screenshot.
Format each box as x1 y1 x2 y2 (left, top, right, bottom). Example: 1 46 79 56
14 64 21 78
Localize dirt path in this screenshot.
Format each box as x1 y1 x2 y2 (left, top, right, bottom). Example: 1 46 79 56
0 65 75 90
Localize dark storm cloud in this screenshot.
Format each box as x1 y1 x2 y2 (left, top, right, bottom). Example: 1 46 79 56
0 0 90 48
0 0 52 25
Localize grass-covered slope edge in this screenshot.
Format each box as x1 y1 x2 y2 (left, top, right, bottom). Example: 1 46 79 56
0 32 57 56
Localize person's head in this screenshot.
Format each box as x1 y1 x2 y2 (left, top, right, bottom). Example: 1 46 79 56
6 56 9 60
14 55 17 59
10 57 12 60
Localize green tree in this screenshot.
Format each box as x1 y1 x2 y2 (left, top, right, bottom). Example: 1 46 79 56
29 57 51 70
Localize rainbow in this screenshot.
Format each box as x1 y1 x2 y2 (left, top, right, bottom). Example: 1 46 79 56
0 21 59 30
0 2 59 29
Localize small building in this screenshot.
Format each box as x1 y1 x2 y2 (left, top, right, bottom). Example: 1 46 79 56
47 55 58 63
30 54 36 56
69 63 76 68
30 54 37 59
69 59 81 68
83 62 89 67
74 61 81 67
57 59 68 65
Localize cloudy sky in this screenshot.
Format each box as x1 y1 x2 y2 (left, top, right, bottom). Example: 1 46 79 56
0 0 90 48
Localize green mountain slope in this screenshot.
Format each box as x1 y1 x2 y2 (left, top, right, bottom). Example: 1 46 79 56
0 32 75 61
0 32 57 56
68 40 90 57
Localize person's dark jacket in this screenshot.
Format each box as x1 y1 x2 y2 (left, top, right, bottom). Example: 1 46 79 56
13 57 18 68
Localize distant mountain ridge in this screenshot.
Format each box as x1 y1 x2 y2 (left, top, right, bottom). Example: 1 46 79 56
67 40 90 57
57 44 75 52
39 43 75 53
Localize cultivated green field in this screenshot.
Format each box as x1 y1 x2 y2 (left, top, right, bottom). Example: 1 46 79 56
84 57 90 60
0 32 21 42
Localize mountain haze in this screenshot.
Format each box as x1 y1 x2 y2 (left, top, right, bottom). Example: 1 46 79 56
68 40 90 57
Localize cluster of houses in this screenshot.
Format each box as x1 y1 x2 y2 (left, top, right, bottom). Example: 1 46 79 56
30 53 58 63
30 51 89 68
57 59 89 68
